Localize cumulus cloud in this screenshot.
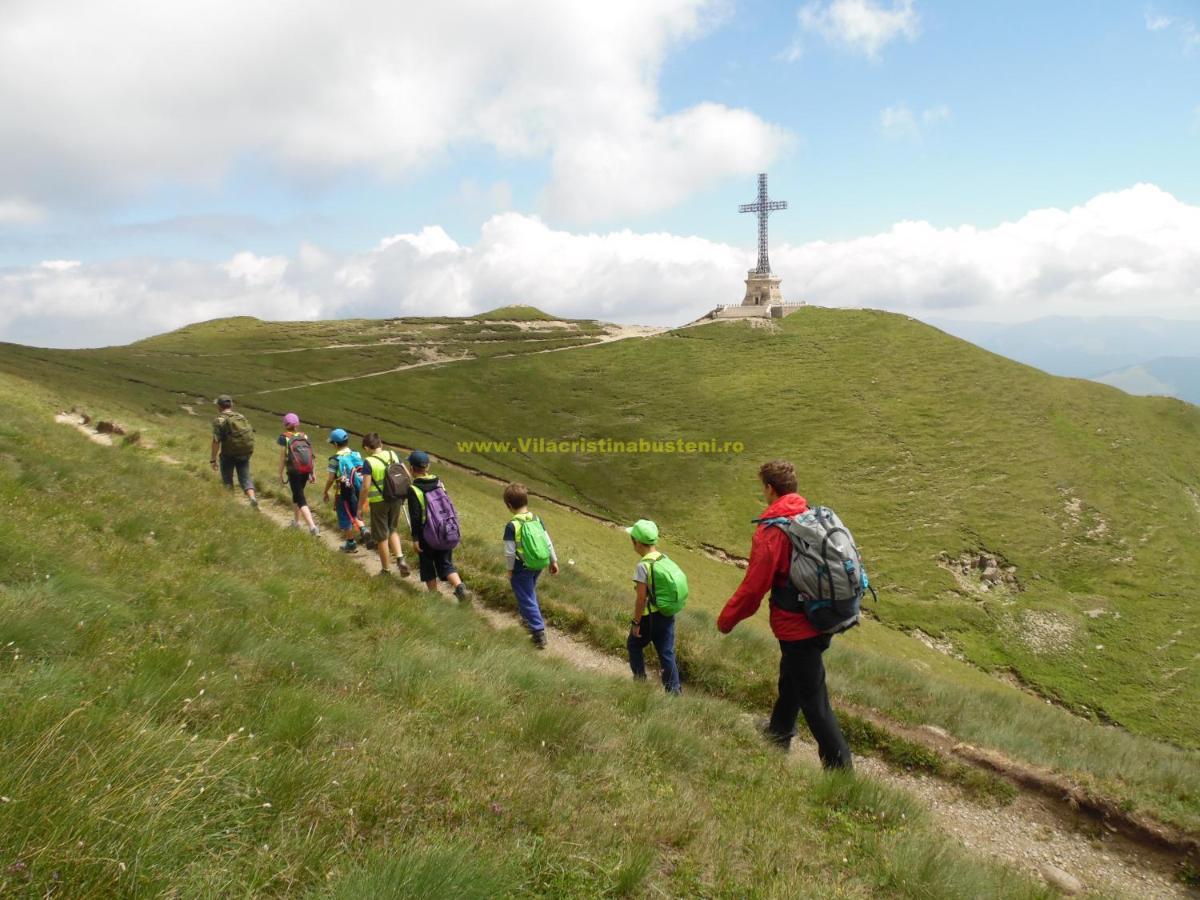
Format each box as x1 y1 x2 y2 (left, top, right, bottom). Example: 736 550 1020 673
796 0 920 59
0 0 787 223
775 184 1200 321
2 184 1198 347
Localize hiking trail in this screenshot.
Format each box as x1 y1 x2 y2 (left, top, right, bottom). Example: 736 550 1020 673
250 323 663 395
51 409 1198 897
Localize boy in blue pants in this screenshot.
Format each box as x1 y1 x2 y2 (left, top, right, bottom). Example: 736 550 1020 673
626 519 682 694
321 428 371 553
503 482 558 649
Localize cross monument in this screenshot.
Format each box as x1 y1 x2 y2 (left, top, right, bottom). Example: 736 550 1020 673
737 173 788 307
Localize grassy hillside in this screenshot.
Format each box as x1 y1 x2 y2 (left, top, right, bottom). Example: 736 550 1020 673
3 334 1198 841
241 309 1200 748
0 374 1051 898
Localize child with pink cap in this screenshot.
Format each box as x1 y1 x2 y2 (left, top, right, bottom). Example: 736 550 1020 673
277 413 319 535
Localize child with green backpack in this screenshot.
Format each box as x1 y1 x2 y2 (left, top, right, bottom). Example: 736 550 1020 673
503 482 558 648
626 519 686 694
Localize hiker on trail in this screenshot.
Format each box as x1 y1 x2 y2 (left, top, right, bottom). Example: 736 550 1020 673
277 413 319 536
321 428 371 554
210 395 258 509
405 450 470 602
626 519 685 694
358 432 412 578
716 460 852 769
502 482 558 649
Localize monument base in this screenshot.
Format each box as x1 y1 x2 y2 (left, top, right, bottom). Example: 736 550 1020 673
741 272 784 307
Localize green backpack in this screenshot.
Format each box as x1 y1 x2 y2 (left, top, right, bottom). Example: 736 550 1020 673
645 552 688 616
513 514 552 571
219 411 255 457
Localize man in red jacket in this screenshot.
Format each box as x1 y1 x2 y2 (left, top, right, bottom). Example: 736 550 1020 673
717 460 852 769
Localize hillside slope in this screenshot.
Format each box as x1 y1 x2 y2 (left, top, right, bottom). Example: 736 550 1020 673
0 372 1055 898
1 313 1198 843
256 309 1200 746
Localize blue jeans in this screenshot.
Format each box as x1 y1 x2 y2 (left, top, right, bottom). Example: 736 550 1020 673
627 611 681 694
510 566 545 633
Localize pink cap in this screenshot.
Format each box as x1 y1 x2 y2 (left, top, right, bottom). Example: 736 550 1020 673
282 413 300 427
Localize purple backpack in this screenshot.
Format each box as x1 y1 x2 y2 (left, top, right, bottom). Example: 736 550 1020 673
420 483 461 550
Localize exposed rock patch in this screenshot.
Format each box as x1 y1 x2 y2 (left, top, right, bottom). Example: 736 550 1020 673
938 550 1022 596
1008 610 1076 656
911 628 965 661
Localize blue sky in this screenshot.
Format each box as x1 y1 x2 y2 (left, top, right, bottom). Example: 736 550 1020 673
1 0 1198 345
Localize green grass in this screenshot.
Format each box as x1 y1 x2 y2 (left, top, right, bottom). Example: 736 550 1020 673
0 372 1051 897
1 308 1198 836
237 308 1200 749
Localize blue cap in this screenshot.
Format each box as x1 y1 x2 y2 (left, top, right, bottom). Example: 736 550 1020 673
407 450 430 469
328 428 349 444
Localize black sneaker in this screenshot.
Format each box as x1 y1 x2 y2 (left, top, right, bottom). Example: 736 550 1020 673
757 718 791 751
531 629 547 650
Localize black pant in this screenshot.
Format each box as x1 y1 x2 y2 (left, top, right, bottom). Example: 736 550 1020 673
768 635 852 769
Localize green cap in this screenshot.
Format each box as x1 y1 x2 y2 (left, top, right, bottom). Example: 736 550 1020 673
625 519 658 545
216 394 233 406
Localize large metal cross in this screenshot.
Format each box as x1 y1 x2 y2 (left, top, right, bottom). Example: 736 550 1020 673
738 173 787 276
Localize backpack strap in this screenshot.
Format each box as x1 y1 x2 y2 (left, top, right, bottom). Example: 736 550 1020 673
641 550 663 610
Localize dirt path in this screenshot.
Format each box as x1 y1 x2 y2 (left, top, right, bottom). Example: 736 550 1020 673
255 500 628 678
54 411 112 445
251 323 663 396
50 409 1198 897
250 350 473 395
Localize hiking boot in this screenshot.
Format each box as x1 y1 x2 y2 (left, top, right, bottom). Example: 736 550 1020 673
375 569 393 579
397 559 411 577
309 526 320 537
453 583 471 603
288 520 300 530
757 718 791 751
249 496 260 510
340 541 358 554
531 629 547 650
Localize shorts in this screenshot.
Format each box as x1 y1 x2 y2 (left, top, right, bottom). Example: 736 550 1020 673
219 454 254 493
287 472 311 508
335 490 360 531
369 499 402 539
418 548 456 582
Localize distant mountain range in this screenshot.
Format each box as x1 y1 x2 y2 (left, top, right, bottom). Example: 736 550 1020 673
927 315 1200 405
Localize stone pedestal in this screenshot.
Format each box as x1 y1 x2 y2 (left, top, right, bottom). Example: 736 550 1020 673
742 271 784 307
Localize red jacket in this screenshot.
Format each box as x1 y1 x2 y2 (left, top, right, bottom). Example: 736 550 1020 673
717 492 819 641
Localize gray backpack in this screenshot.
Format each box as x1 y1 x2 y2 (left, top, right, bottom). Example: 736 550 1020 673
757 506 876 634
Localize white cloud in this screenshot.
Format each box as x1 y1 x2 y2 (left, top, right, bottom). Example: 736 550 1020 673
0 0 787 224
2 184 1198 347
774 184 1200 321
0 198 46 224
879 102 949 140
1145 10 1199 51
1145 12 1172 31
797 0 920 59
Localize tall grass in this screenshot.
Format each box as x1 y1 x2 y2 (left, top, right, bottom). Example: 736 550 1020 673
0 376 1048 897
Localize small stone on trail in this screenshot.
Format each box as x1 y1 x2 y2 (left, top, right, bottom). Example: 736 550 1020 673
1039 863 1083 895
